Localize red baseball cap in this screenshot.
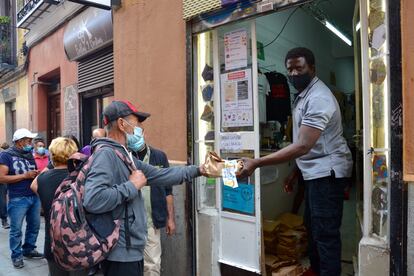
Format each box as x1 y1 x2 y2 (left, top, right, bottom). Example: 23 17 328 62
102 100 150 125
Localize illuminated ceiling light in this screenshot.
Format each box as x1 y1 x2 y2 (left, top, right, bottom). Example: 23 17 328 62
324 20 352 46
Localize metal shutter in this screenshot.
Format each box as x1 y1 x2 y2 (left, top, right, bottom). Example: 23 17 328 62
78 48 113 93
183 0 221 20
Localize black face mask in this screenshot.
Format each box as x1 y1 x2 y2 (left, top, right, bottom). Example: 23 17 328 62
288 73 312 91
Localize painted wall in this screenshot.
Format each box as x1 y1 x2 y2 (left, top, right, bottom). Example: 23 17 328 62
0 27 31 144
113 0 187 162
0 76 29 144
17 29 28 67
402 0 414 181
334 57 355 94
402 0 414 273
15 76 29 129
27 24 77 140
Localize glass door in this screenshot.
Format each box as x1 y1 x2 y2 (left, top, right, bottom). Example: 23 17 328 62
214 20 262 273
360 0 391 241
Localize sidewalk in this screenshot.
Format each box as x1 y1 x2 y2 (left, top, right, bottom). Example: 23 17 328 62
0 217 48 276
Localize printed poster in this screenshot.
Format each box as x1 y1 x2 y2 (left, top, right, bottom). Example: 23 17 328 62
221 69 253 127
224 29 248 71
222 182 254 215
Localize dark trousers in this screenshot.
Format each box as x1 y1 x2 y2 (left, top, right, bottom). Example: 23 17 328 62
0 184 7 220
304 175 347 276
102 260 143 276
47 260 89 276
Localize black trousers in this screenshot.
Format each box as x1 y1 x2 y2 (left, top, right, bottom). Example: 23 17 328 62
47 260 89 276
304 175 347 276
101 260 144 276
0 184 7 220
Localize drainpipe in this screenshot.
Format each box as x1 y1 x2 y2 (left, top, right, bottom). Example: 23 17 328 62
29 72 38 130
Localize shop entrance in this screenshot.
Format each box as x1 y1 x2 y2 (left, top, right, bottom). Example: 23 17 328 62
191 0 388 274
255 3 359 275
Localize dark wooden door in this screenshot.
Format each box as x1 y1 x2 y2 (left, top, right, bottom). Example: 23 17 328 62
48 93 61 144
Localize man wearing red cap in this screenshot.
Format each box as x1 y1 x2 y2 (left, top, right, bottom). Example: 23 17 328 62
83 100 206 276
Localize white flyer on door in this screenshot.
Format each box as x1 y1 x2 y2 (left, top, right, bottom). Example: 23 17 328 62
221 69 253 127
224 29 248 71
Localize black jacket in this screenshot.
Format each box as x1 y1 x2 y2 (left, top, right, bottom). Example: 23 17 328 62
136 146 172 229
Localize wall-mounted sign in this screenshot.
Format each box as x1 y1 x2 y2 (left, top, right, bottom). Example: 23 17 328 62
63 7 113 61
195 0 308 33
68 0 111 10
200 1 255 29
63 85 80 139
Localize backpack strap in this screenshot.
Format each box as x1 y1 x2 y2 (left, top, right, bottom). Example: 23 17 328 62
93 145 135 249
67 152 89 173
112 148 135 249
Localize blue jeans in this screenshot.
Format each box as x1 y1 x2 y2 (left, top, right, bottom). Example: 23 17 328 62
304 175 347 276
7 195 41 261
0 185 7 220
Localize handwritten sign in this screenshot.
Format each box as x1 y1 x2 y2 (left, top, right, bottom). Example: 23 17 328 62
220 133 242 152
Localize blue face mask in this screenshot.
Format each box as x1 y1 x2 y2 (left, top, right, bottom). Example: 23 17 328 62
123 120 145 152
23 145 33 152
36 147 46 155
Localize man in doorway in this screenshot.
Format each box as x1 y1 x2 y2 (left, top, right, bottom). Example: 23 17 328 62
240 47 353 276
130 116 176 276
33 138 49 172
0 129 44 269
83 100 206 276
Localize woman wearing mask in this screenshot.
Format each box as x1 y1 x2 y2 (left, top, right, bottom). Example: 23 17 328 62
31 137 88 276
33 138 49 172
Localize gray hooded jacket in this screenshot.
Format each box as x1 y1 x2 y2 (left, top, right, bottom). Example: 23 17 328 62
83 138 200 262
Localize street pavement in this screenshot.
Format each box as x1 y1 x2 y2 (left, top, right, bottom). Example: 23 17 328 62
0 217 48 276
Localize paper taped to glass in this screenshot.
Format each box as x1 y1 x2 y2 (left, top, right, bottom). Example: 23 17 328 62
222 160 240 188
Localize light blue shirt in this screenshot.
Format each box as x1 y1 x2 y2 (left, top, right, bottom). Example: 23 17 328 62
292 77 353 180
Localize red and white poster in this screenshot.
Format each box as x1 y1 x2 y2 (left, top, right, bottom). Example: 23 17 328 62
220 69 253 127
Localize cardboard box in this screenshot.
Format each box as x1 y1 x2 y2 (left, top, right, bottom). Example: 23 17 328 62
272 264 303 276
265 254 279 273
263 219 280 236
